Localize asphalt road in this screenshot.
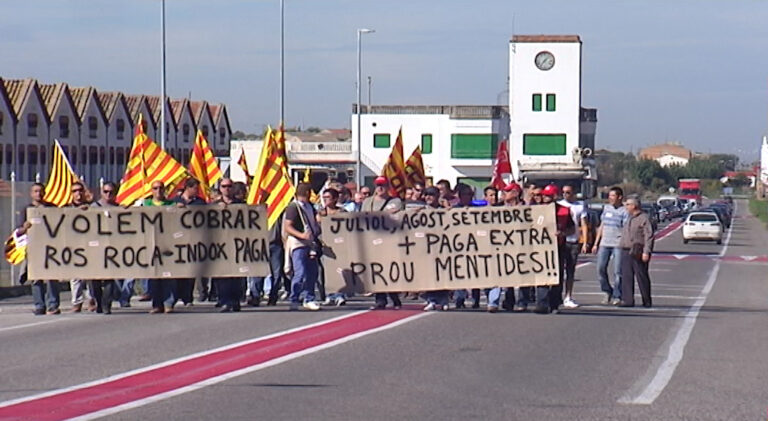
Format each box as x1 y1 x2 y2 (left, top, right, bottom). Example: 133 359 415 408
1 200 766 420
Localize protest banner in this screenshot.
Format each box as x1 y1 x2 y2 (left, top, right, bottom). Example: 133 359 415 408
26 205 270 280
320 204 560 294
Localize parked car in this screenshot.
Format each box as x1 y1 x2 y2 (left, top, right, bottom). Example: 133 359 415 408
666 204 682 219
657 206 670 222
682 212 723 244
708 203 732 228
700 206 729 230
640 203 659 232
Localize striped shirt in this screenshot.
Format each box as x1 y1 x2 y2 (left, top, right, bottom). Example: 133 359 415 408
599 204 629 248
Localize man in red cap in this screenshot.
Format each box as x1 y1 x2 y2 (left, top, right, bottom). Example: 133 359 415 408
539 184 575 314
362 176 403 309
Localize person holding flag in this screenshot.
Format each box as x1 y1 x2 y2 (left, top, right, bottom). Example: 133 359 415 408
17 183 59 315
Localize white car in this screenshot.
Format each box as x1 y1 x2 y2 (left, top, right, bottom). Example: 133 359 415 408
682 212 723 244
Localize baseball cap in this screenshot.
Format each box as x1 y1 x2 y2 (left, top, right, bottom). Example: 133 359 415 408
374 176 388 186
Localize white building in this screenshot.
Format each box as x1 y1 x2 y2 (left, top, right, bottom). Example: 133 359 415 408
657 153 689 168
353 105 508 191
508 35 596 192
353 35 597 194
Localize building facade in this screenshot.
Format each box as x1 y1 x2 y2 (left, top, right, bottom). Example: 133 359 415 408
0 77 231 185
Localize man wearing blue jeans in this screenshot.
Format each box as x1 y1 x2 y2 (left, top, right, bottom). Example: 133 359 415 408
591 186 628 305
283 183 321 311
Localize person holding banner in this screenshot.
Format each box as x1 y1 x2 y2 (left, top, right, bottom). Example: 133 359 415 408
18 183 60 315
422 187 450 311
363 176 403 310
453 183 482 309
499 182 533 312
89 182 120 314
317 188 348 306
144 181 177 314
540 184 575 314
558 184 589 309
283 183 322 311
173 179 207 307
67 182 93 313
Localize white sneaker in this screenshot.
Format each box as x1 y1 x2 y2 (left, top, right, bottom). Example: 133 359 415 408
334 297 346 306
441 304 449 311
601 293 611 305
322 297 333 306
423 302 436 311
563 297 579 309
302 301 321 311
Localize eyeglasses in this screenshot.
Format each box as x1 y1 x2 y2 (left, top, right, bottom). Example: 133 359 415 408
220 184 232 189
102 190 114 194
152 186 163 191
72 188 83 193
361 191 371 196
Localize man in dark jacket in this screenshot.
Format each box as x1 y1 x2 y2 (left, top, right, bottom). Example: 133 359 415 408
618 197 654 308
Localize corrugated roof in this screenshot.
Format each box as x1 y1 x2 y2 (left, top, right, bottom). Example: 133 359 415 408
39 82 68 116
511 35 581 43
3 78 35 115
97 91 119 120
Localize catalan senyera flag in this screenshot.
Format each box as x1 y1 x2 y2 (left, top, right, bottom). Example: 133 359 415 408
380 127 408 199
404 145 426 188
42 139 79 207
4 230 27 265
247 124 296 228
116 114 187 206
302 168 319 204
490 139 511 189
188 129 223 201
238 146 251 184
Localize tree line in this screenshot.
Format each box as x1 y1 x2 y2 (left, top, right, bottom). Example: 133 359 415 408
595 150 745 192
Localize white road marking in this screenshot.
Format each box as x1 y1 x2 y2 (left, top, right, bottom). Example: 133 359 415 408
573 292 704 300
618 203 735 405
67 311 432 421
0 318 65 333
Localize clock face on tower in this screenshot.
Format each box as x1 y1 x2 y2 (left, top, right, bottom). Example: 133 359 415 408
534 51 555 71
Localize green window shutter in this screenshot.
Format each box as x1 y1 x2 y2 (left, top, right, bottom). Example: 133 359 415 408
421 134 433 154
450 134 498 159
523 134 567 155
373 133 390 148
532 94 542 111
546 94 556 111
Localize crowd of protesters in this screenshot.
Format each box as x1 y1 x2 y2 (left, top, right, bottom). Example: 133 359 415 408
19 175 655 316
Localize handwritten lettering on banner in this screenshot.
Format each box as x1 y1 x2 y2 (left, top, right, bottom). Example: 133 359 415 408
320 204 560 294
26 205 270 280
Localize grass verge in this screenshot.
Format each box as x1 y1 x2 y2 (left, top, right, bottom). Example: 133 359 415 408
748 198 768 227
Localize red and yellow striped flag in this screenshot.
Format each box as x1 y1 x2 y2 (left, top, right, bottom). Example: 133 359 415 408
381 127 408 199
188 129 223 201
238 146 251 184
4 230 27 265
404 145 426 188
247 124 295 228
42 139 78 207
116 114 187 206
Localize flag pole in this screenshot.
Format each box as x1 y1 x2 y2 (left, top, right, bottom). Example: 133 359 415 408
9 170 15 286
280 0 285 124
160 0 167 151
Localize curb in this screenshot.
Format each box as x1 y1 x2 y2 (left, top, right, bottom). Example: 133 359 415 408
0 285 31 300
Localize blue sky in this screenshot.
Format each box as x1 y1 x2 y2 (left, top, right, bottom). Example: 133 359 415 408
1 0 767 162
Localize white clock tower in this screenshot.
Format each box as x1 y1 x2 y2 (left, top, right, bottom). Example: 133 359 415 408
508 35 596 194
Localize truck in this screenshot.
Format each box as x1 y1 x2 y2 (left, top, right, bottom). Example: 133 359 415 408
678 178 702 205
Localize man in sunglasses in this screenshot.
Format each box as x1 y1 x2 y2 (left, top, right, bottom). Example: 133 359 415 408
68 182 93 313
89 182 119 314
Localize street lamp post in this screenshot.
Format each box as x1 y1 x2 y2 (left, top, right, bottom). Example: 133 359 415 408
356 28 374 190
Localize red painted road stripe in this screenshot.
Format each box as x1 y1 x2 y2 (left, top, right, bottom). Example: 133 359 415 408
654 220 683 240
0 308 423 421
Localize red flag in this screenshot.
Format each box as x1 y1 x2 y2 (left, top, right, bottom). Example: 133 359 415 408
380 127 408 199
490 139 511 189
